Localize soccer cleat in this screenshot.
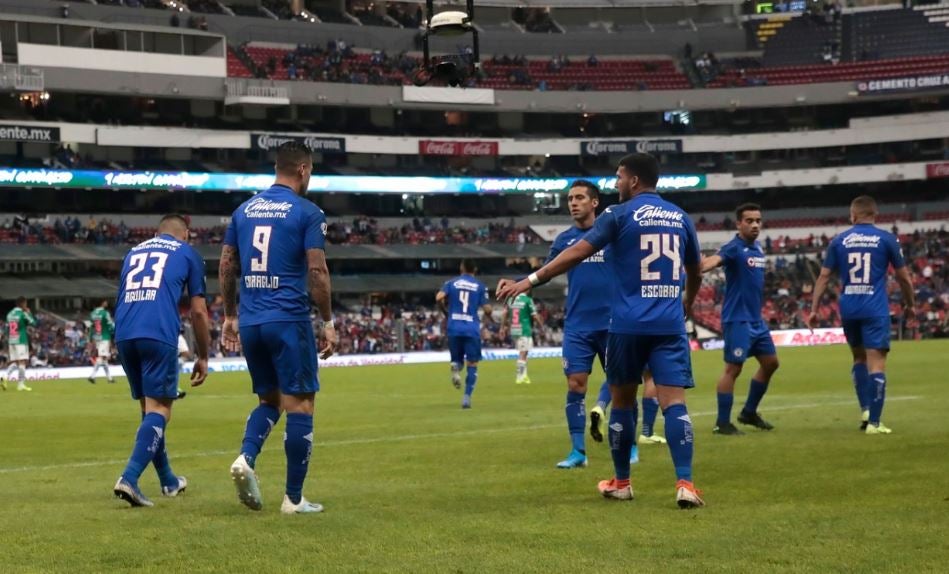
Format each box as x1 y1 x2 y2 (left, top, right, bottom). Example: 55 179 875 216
639 434 667 445
461 395 471 409
108 379 115 384
17 384 31 392
556 449 588 469
860 410 870 431
515 375 532 385
597 478 634 501
114 477 154 508
589 405 605 443
451 372 461 390
865 423 892 435
176 389 187 400
629 445 639 465
713 422 745 435
161 476 188 497
675 480 705 509
87 377 95 385
230 454 263 511
737 410 774 431
1 379 6 391
281 495 324 514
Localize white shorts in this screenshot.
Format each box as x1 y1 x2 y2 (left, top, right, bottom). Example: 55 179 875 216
8 344 28 362
516 337 533 352
97 341 111 359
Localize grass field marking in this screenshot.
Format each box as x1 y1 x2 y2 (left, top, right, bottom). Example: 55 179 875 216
0 395 921 475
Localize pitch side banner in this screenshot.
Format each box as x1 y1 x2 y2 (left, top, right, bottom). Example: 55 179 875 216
0 124 60 143
926 161 949 179
418 140 499 156
581 139 682 156
251 133 346 154
0 168 707 193
857 73 949 95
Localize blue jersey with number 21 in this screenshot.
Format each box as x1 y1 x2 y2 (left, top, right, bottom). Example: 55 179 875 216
442 274 488 337
822 223 905 320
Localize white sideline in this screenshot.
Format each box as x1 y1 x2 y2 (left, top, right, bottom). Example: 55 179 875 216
0 396 921 475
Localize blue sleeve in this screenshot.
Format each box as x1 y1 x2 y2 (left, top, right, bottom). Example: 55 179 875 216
304 206 326 251
887 235 906 269
822 241 838 271
187 248 207 298
583 208 618 251
223 219 237 247
717 240 734 263
480 283 489 307
683 217 701 266
544 236 564 265
440 281 451 296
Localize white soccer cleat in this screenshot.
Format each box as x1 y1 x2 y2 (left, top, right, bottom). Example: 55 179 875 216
675 480 705 509
230 454 263 511
865 423 893 435
281 495 324 514
161 476 188 497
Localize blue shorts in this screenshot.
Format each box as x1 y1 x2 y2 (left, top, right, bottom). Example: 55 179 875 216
562 329 608 376
448 335 481 364
606 333 694 388
842 317 891 351
240 321 319 396
723 320 777 364
117 339 180 400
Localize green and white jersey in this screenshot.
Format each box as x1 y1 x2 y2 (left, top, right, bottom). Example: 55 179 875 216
508 294 536 338
90 307 114 342
6 307 36 345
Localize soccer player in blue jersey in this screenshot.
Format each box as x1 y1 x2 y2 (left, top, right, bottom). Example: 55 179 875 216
702 203 780 435
112 214 211 507
436 259 490 409
498 153 705 508
220 141 338 514
808 196 915 434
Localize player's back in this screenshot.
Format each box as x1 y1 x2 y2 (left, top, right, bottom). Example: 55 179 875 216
115 234 206 346
550 226 612 332
90 308 112 341
826 224 904 320
225 184 326 326
443 274 487 337
508 293 535 337
720 235 766 323
587 191 699 335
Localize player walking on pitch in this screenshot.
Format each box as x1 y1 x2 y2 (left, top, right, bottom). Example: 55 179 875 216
498 153 705 508
437 259 490 409
5 297 35 392
112 215 211 507
701 204 779 435
87 299 116 384
808 195 915 434
501 292 543 385
220 141 338 514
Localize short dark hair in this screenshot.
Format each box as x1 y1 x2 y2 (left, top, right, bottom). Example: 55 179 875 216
16 296 26 306
618 153 660 188
851 195 878 218
275 141 312 174
460 259 477 274
159 214 189 228
735 203 761 220
568 179 599 201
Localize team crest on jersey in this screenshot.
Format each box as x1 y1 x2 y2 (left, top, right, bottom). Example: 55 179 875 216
733 348 744 358
746 256 767 269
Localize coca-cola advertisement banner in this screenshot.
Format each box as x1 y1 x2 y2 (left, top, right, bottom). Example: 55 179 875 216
926 162 949 179
581 139 682 156
418 140 499 156
252 133 346 154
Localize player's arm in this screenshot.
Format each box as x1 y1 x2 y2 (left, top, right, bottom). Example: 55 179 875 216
435 289 448 314
497 240 596 301
684 263 702 319
895 266 916 320
808 267 834 329
218 244 241 352
189 295 211 387
700 254 723 273
307 247 337 360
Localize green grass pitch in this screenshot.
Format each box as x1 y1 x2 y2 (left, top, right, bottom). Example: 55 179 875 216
1 340 947 573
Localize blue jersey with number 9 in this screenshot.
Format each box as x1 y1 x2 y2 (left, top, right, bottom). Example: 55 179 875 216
115 234 206 346
583 191 700 335
441 275 488 337
224 184 327 327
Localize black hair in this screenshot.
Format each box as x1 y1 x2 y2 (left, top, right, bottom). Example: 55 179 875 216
460 259 477 274
275 141 313 174
735 203 762 220
569 179 600 201
617 153 660 188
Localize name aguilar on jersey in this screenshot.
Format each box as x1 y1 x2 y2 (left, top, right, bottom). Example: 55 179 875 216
123 237 182 304
840 231 885 296
242 197 294 290
635 204 684 299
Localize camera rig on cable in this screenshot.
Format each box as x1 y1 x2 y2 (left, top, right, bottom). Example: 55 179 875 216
412 0 481 87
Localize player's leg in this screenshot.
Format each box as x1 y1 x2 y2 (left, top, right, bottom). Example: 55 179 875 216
588 330 611 442
639 372 666 444
843 320 872 428
515 340 530 384
87 356 100 383
15 351 30 391
557 331 594 468
176 355 187 399
737 322 779 430
715 322 748 435
461 337 481 408
272 321 323 514
101 342 114 383
863 318 892 434
448 336 463 389
230 324 281 511
650 334 704 509
597 333 640 500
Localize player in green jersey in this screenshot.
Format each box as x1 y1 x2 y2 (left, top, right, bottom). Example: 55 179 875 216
5 297 37 391
88 299 116 384
502 293 543 384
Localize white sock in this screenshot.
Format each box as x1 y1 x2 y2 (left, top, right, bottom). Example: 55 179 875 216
516 360 527 378
103 364 111 379
6 363 16 376
18 366 26 384
89 364 100 378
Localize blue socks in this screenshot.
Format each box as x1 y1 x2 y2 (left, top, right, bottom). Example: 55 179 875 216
565 391 586 454
869 372 886 425
122 412 166 485
608 406 637 481
743 379 769 414
716 392 734 426
464 365 478 397
641 397 660 437
852 363 871 412
241 404 281 469
595 381 611 410
284 412 314 505
663 404 693 482
140 411 177 488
